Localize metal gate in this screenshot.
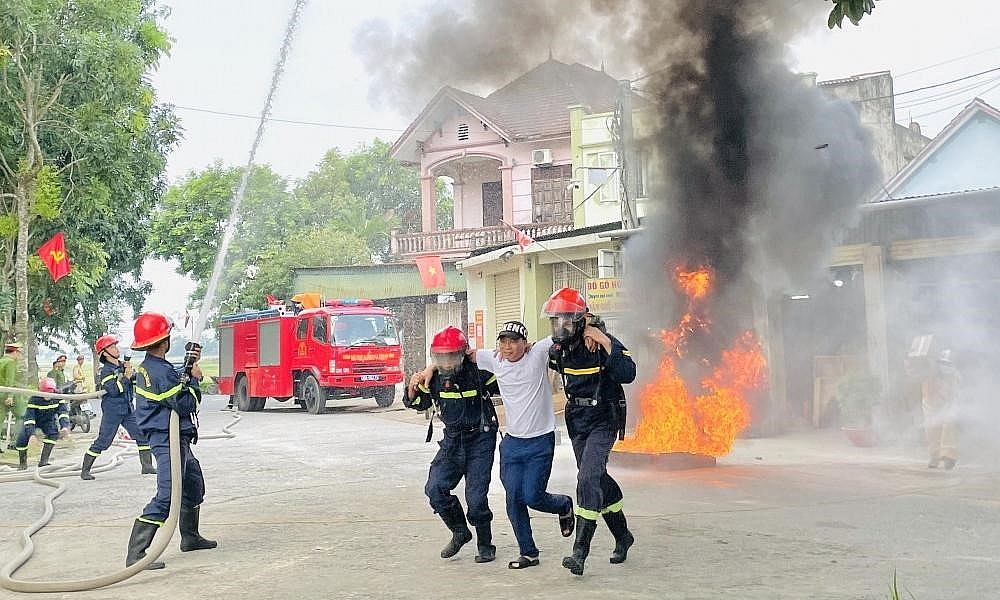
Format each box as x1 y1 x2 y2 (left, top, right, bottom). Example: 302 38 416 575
425 301 465 361
493 270 521 331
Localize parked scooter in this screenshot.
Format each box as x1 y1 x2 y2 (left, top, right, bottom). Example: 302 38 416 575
65 382 96 433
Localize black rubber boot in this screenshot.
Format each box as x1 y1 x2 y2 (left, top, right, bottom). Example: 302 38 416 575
562 516 597 576
474 524 496 563
80 453 97 480
18 449 28 470
139 450 157 475
38 443 54 467
603 510 635 564
125 519 166 570
179 505 218 552
438 504 473 559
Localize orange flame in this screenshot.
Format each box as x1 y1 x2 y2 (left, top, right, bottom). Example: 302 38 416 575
616 267 767 457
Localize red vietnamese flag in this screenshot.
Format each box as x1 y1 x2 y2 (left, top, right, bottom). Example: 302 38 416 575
37 232 71 282
502 220 534 252
414 255 446 289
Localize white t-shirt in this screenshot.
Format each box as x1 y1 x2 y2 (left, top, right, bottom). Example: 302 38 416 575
476 337 555 439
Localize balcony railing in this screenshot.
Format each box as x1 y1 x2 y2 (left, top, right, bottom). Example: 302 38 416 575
390 222 575 258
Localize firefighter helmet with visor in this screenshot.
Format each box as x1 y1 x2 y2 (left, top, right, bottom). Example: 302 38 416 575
430 326 468 376
131 312 173 350
94 334 119 355
542 287 589 344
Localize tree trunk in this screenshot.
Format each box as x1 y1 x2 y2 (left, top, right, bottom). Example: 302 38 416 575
15 175 33 382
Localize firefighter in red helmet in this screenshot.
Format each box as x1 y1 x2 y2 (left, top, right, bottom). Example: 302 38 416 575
543 287 637 576
124 312 215 570
14 376 70 470
404 326 501 563
79 334 156 480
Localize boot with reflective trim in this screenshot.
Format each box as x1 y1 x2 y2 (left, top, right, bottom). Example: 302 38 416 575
179 505 217 552
138 449 157 474
562 516 597 576
438 504 473 559
38 443 54 467
125 519 166 570
18 449 28 470
80 453 97 480
474 523 496 563
603 509 635 564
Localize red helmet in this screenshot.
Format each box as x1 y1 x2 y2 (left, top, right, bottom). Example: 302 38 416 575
430 326 468 354
131 312 173 350
94 334 119 354
541 287 588 318
39 377 57 393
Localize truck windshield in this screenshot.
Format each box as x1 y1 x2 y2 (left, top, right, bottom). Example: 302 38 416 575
331 315 398 347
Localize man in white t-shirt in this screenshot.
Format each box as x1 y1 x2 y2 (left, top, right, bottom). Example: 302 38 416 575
471 320 575 569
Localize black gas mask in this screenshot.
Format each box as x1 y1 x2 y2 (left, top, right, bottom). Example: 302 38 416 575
550 313 585 345
432 350 464 389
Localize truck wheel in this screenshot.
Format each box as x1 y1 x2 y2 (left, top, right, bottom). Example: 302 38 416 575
251 397 267 411
373 385 396 408
302 375 326 414
235 377 253 412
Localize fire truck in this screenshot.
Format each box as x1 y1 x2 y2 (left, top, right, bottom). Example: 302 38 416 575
215 298 404 414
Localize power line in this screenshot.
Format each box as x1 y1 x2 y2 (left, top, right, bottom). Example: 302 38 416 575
894 65 1000 97
172 105 405 133
896 44 1000 78
911 80 1000 120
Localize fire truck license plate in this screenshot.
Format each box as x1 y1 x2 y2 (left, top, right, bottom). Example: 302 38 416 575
359 375 382 381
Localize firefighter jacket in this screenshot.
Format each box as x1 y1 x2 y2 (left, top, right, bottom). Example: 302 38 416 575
549 335 636 406
98 361 134 409
405 360 500 432
134 354 201 435
26 393 70 430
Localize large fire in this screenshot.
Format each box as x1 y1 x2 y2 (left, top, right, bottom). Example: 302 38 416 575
616 266 768 457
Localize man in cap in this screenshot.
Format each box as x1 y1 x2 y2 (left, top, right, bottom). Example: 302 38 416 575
47 355 68 388
1 342 27 452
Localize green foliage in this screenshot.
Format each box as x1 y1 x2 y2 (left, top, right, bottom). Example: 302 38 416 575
151 139 419 317
436 178 454 230
828 0 879 28
0 0 179 347
837 371 881 426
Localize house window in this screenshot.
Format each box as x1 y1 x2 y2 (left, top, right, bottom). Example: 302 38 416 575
457 123 469 141
531 164 573 223
552 259 598 295
584 152 619 204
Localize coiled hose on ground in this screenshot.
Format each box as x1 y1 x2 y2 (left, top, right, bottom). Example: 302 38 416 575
0 384 239 593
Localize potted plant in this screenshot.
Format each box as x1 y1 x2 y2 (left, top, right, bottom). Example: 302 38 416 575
836 371 881 447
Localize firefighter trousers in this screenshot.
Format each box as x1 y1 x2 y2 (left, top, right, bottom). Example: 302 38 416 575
139 430 205 524
567 409 624 520
13 407 61 451
88 399 149 455
425 428 497 526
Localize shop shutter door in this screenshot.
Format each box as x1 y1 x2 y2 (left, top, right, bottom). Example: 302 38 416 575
493 271 521 331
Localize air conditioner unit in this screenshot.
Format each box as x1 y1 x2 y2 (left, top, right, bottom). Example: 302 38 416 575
531 148 553 166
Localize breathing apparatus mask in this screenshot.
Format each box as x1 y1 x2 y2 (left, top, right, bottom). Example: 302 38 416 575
550 313 586 345
432 350 465 389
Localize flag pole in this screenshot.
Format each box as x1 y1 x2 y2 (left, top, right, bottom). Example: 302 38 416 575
500 220 592 279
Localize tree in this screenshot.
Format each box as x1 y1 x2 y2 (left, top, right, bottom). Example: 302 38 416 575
828 0 879 28
0 0 178 378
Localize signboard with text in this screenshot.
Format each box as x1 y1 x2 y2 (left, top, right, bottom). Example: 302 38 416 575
585 277 623 315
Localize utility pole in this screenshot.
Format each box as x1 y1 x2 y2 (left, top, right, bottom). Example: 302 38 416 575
616 80 640 230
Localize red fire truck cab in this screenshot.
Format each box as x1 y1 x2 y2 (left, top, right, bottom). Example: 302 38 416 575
216 298 403 414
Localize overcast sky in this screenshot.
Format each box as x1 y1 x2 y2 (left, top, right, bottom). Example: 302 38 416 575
139 0 1000 327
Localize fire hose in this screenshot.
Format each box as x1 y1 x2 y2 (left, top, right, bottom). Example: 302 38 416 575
0 384 240 593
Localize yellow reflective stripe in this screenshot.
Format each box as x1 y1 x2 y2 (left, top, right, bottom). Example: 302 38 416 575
574 506 600 521
484 375 497 385
564 366 600 376
86 450 101 457
137 517 164 526
601 499 624 514
621 350 631 356
100 374 117 385
42 438 57 445
417 384 430 393
135 383 183 402
136 445 151 451
27 404 59 410
439 390 478 399
117 380 124 393
24 420 35 425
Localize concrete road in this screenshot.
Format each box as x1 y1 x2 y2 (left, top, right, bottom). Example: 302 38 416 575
2 394 999 599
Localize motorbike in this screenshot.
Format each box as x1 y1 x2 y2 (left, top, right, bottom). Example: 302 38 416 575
65 382 97 433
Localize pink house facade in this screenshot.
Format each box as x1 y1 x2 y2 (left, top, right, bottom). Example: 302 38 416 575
390 59 623 260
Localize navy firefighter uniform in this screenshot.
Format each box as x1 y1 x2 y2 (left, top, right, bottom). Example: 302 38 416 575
81 357 156 478
15 377 69 470
544 287 637 576
405 325 501 563
124 311 216 570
